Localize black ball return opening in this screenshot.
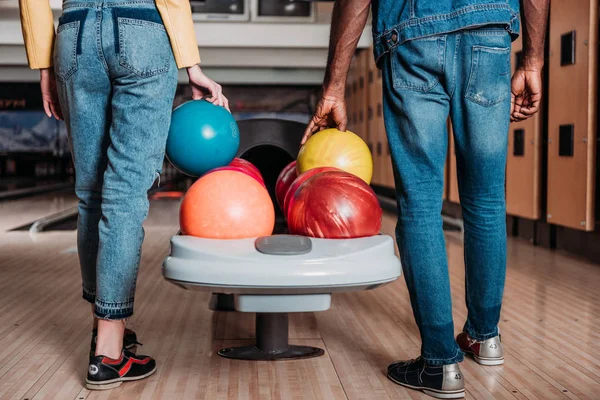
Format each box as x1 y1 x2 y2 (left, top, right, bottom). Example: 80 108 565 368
217 313 324 361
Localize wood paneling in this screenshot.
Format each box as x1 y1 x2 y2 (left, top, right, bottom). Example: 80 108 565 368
355 50 369 142
546 0 597 231
373 67 394 189
506 35 543 220
346 54 357 135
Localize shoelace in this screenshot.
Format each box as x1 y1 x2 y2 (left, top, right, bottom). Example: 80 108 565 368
407 356 423 365
391 356 422 366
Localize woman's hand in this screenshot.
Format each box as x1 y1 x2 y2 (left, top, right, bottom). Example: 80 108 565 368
187 65 230 111
40 68 62 120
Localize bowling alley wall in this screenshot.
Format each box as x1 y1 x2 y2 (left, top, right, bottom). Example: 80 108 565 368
345 1 600 264
0 83 72 179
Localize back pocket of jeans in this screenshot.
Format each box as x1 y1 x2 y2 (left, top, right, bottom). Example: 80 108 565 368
391 36 446 92
54 21 80 82
116 11 172 78
465 46 511 106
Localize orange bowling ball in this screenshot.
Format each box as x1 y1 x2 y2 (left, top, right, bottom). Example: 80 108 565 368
180 170 275 239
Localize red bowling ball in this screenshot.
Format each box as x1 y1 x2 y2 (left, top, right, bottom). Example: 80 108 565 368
205 166 266 187
287 170 382 239
283 166 339 218
275 161 297 209
229 158 264 183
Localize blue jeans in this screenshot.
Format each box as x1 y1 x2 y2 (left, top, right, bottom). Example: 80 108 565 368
381 27 511 365
54 0 178 319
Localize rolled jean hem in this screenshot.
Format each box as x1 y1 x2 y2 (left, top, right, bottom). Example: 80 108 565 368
464 325 499 342
422 348 464 366
94 299 134 320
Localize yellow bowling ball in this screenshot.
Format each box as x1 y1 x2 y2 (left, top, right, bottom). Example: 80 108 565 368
297 128 373 184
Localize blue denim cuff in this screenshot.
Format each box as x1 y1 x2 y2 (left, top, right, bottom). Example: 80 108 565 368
94 298 134 320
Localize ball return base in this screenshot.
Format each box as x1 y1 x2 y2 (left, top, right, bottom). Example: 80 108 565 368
218 313 324 360
163 234 402 361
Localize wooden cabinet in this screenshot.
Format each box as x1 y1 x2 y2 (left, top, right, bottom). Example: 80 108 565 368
546 0 597 231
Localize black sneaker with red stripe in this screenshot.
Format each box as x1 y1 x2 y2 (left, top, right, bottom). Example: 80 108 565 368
86 348 156 390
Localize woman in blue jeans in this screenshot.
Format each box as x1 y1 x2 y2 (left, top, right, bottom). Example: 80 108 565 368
20 0 228 389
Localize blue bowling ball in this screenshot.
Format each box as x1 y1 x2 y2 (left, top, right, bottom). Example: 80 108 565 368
166 100 240 177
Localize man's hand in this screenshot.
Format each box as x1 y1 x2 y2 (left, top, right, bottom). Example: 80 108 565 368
513 0 549 122
302 95 348 145
300 0 370 145
510 67 542 122
40 68 63 120
187 64 230 111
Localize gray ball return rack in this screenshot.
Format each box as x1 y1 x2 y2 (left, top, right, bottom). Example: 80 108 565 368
163 234 401 361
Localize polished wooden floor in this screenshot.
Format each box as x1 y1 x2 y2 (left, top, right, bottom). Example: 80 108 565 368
0 195 599 399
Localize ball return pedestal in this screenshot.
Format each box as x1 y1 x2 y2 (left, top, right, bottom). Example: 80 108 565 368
219 312 324 360
163 234 401 361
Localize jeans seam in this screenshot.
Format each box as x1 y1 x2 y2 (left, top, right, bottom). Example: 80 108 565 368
118 17 166 31
104 0 155 7
394 81 441 92
438 36 446 76
464 46 479 105
95 9 110 76
449 33 461 100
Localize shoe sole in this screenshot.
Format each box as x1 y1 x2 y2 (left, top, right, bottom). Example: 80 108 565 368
387 373 465 399
85 365 157 390
462 349 505 366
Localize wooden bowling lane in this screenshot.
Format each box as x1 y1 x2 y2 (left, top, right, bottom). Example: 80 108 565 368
0 203 599 399
0 190 78 234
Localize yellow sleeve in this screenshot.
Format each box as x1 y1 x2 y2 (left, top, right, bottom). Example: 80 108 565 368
155 0 201 69
19 0 56 69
